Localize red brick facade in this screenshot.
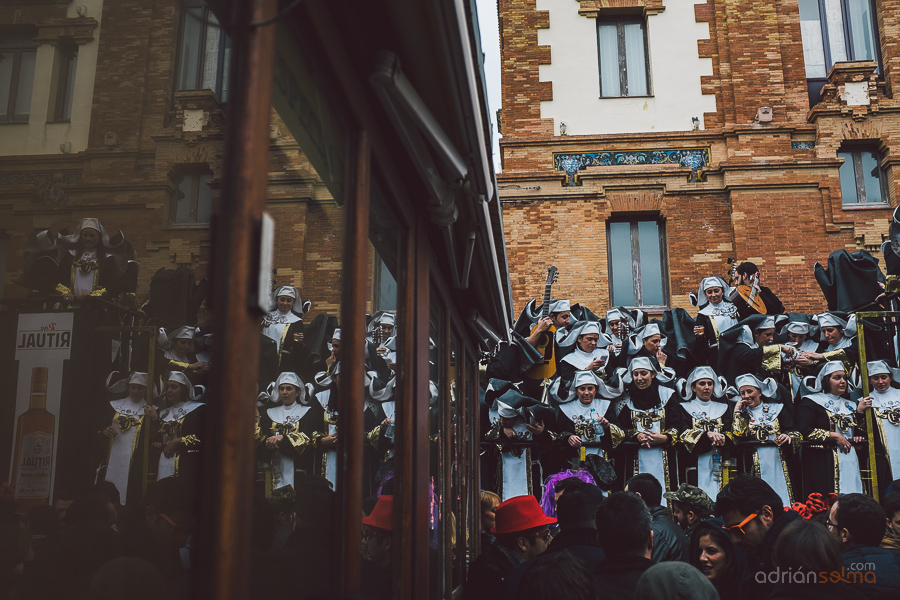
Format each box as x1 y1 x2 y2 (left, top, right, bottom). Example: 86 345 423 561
498 0 900 316
0 0 360 322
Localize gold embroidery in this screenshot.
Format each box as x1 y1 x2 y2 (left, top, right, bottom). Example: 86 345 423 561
762 344 782 374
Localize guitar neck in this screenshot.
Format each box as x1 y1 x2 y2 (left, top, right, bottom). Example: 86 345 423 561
540 282 552 319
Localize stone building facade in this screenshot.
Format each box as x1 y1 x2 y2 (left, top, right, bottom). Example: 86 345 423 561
0 0 355 321
498 0 900 315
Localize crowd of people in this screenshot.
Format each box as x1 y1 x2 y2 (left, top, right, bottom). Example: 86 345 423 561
7 217 900 598
469 475 900 600
480 259 900 508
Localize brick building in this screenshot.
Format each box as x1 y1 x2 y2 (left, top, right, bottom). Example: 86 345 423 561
0 0 359 320
498 0 899 316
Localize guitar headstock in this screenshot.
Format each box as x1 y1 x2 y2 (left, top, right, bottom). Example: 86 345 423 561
546 266 558 286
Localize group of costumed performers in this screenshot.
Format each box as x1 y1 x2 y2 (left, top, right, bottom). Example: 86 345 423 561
480 252 900 504
19 217 138 306
98 371 206 503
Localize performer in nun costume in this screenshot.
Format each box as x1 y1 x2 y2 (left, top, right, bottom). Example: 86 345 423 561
551 370 624 472
258 372 324 495
718 314 793 385
796 312 859 373
48 217 138 302
365 376 399 462
156 325 208 380
616 357 683 491
797 361 866 497
261 286 311 370
690 277 740 366
100 371 156 506
729 373 800 506
602 307 642 357
861 360 900 492
484 382 554 500
156 372 206 481
556 321 616 391
781 319 819 397
675 367 733 499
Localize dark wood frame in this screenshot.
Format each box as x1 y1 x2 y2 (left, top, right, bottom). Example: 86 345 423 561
606 216 670 309
596 16 651 98
0 43 37 123
838 145 890 205
809 0 883 74
174 3 231 103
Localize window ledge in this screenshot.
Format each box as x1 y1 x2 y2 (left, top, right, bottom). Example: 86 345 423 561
166 224 211 230
0 121 30 125
46 119 72 125
842 203 891 211
599 95 654 100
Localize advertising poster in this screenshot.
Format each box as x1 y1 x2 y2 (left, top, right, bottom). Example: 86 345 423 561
0 310 104 510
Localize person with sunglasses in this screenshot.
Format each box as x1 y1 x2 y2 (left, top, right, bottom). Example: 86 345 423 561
464 495 556 600
716 474 802 600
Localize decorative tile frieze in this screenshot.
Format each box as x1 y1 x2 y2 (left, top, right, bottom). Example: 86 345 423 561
553 148 710 186
791 141 815 150
0 170 81 203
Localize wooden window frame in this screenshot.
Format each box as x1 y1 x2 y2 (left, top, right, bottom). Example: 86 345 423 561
171 167 214 226
838 145 889 206
606 217 669 309
51 42 77 122
814 0 882 73
175 2 231 102
596 17 651 98
0 43 37 123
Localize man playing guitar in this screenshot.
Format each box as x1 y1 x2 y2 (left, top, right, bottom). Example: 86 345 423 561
732 261 785 318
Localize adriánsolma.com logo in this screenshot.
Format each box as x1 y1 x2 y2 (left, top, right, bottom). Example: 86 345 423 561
755 565 877 584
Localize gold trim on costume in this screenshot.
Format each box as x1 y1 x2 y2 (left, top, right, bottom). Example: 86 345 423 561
762 344 782 374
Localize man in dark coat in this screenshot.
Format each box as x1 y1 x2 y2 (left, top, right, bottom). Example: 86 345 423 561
734 262 785 317
830 493 900 599
502 481 605 596
464 495 555 600
593 492 655 599
625 473 688 563
717 474 802 600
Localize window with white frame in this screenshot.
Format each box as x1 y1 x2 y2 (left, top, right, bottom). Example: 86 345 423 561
799 0 880 79
838 146 888 205
597 17 650 98
175 1 231 102
0 37 37 123
173 168 214 225
607 218 668 307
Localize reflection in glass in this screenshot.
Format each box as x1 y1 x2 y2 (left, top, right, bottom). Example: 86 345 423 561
608 222 634 306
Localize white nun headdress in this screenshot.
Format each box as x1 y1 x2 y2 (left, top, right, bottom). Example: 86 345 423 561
106 371 149 394
270 286 311 314
802 361 849 393
268 372 311 405
628 323 667 355
866 360 900 385
547 299 571 314
732 373 779 399
677 366 727 401
167 371 205 401
559 321 613 348
814 313 857 339
561 370 624 403
689 276 733 308
58 218 117 250
158 326 196 350
622 356 675 384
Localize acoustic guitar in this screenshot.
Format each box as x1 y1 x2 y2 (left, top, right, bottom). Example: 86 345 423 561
727 260 768 316
524 266 559 380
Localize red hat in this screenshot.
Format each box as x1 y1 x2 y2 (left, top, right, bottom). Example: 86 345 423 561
491 495 556 535
362 495 393 532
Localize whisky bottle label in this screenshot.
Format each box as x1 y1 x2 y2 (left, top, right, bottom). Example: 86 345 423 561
14 432 53 498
